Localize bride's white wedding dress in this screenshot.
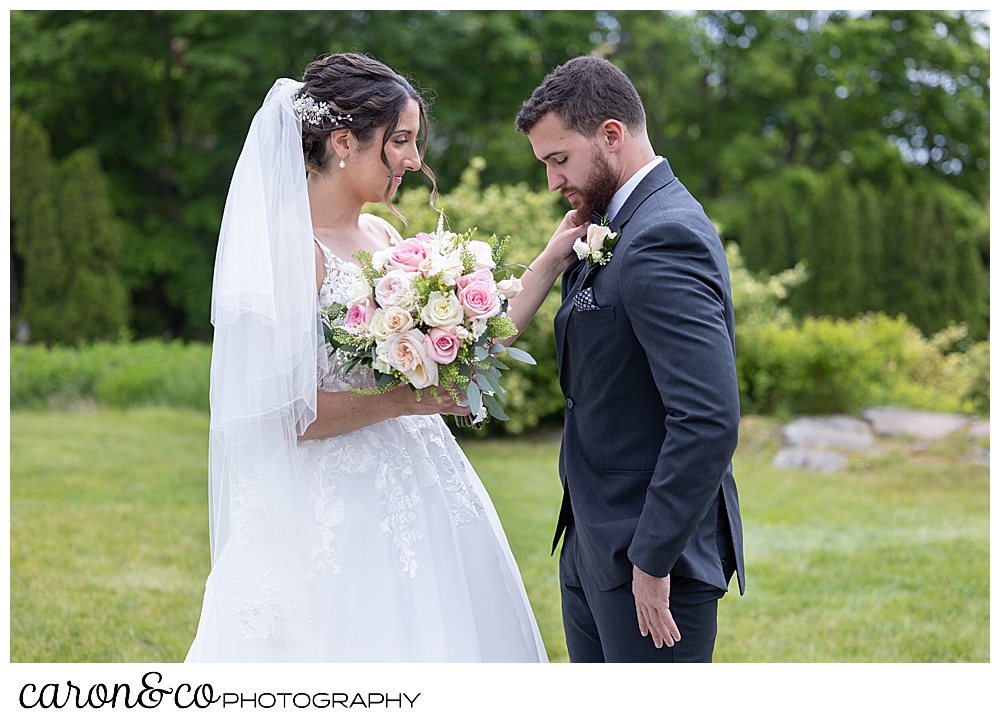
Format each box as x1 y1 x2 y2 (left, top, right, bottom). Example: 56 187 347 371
186 239 547 662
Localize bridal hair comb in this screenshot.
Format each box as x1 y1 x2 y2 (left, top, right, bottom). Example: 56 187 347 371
293 95 353 127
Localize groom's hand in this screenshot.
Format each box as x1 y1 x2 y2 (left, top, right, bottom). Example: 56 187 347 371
632 565 681 649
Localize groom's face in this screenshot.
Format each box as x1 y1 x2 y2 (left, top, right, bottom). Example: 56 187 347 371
527 112 619 222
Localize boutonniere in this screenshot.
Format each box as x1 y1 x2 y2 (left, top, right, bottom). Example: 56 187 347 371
573 216 618 268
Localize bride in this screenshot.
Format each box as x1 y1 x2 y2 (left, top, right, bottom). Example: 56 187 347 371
186 53 581 662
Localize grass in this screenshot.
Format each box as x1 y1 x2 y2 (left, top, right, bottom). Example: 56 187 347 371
9 410 989 662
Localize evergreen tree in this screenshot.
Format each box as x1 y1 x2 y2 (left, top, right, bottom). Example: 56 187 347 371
10 109 129 344
855 180 884 312
57 149 130 342
880 176 918 324
801 166 864 318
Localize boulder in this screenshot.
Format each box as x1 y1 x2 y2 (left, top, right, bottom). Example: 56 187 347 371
968 420 990 440
782 415 876 450
772 447 847 473
861 408 970 439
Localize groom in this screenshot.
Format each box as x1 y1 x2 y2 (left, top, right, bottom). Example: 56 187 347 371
515 56 744 662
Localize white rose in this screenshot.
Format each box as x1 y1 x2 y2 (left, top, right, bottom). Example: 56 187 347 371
417 249 464 286
588 224 615 253
371 249 391 273
420 290 465 327
386 330 438 388
454 326 470 340
346 277 372 307
496 276 523 300
374 269 414 308
466 240 496 270
573 238 591 259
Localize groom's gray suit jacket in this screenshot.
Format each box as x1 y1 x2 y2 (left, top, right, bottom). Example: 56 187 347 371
553 158 745 595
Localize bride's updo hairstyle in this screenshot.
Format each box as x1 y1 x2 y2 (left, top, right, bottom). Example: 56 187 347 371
298 53 436 214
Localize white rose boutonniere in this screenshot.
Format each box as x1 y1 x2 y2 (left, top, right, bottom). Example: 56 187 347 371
575 218 618 267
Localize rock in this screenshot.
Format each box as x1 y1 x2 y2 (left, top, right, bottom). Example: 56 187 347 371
782 415 876 451
861 408 970 439
971 447 990 466
772 447 847 473
968 420 990 440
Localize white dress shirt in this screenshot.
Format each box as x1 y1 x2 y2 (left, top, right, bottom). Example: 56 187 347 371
606 156 664 223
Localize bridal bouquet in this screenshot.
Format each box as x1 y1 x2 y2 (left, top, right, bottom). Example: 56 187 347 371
321 218 534 423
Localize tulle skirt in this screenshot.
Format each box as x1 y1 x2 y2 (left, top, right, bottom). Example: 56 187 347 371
186 414 547 662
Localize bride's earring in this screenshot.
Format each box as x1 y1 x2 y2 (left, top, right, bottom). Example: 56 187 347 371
339 153 346 169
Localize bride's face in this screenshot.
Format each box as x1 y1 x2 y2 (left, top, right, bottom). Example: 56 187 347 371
350 98 422 203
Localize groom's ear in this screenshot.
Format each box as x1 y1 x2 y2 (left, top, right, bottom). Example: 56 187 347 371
597 119 626 154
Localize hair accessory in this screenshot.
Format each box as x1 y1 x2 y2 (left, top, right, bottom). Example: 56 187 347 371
339 153 346 169
292 95 353 127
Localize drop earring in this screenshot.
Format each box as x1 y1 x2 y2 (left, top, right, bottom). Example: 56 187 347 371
339 153 346 169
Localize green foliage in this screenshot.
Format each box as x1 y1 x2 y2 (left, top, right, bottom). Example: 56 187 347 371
12 10 988 341
10 339 211 411
730 246 988 416
11 108 130 345
736 166 987 338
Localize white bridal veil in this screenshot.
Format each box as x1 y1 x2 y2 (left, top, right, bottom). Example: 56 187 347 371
198 78 328 658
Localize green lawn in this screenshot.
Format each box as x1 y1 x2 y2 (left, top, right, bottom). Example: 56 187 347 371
9 409 989 662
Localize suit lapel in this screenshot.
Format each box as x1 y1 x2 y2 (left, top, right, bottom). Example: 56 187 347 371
611 158 677 236
553 160 678 389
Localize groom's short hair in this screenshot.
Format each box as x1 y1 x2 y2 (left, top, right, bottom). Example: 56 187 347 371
515 55 646 137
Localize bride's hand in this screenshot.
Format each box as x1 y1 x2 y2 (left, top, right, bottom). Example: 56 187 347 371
541 210 589 272
388 384 470 417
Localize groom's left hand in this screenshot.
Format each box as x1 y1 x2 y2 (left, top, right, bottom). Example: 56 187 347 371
632 565 681 648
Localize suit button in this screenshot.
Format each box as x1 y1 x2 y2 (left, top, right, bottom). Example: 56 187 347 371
565 397 575 410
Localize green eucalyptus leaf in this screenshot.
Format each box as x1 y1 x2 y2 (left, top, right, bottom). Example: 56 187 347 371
504 346 536 365
466 381 482 414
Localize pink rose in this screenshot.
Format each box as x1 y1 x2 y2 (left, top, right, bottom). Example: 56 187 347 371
423 326 461 364
388 239 429 273
345 297 375 329
458 281 500 320
414 232 436 242
457 269 497 292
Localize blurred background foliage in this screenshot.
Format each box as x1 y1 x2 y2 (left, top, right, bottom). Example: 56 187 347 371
9 9 990 432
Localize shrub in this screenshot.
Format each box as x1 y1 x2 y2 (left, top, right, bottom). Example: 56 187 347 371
11 339 211 411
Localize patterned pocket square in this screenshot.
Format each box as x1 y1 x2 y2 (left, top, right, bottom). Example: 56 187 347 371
573 287 600 312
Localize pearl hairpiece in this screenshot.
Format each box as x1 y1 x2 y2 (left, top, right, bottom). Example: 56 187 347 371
293 95 353 127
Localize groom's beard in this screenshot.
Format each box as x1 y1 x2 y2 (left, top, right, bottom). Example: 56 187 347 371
570 151 620 226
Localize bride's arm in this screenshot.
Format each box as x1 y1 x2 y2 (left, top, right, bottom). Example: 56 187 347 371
300 385 468 440
502 211 588 342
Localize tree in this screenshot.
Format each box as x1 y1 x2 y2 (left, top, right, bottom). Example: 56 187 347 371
10 109 129 344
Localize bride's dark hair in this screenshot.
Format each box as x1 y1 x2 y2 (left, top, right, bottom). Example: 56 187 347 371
298 53 436 217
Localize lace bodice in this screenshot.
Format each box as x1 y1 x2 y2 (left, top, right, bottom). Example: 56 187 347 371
315 241 377 393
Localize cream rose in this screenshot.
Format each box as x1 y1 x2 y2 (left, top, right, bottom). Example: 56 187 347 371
496 276 523 299
466 239 496 270
588 224 615 253
385 330 438 388
370 306 413 341
374 269 414 308
420 290 465 327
